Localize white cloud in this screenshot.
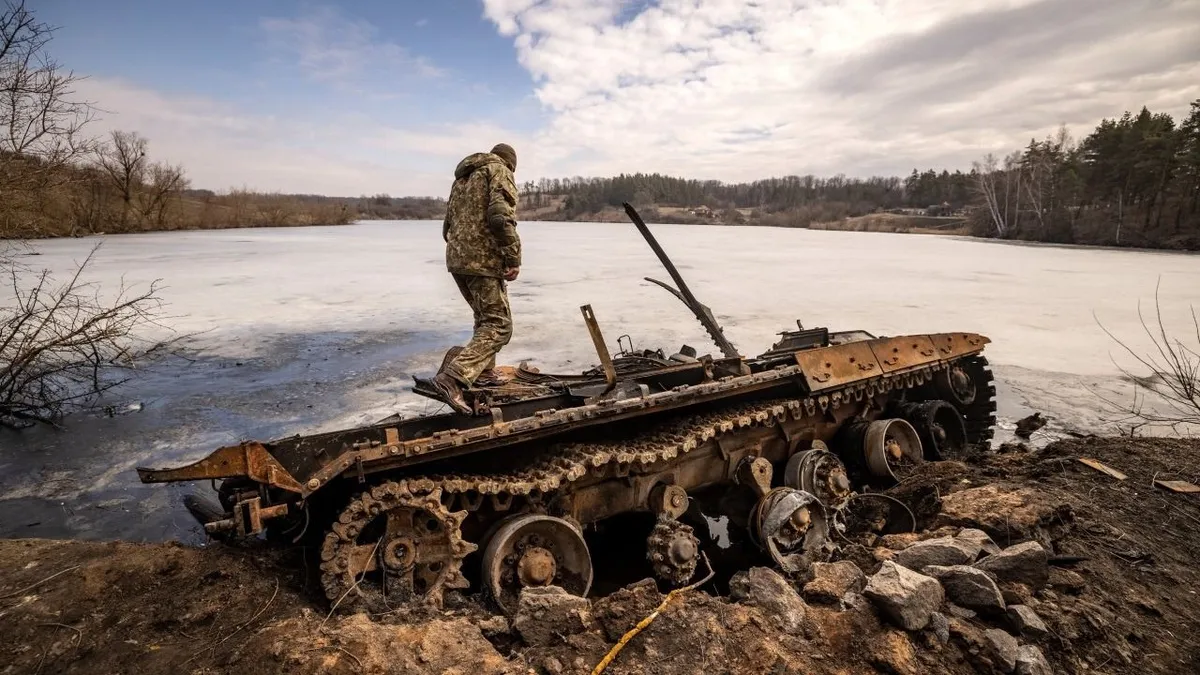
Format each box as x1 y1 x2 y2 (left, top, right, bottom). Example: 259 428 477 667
261 5 443 82
482 0 1200 182
72 77 526 197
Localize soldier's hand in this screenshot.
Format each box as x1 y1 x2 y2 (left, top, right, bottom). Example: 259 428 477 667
503 267 520 281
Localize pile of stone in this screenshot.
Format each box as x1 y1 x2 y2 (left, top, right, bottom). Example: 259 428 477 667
847 528 1056 674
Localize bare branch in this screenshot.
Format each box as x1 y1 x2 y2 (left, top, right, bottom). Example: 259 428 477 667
0 242 186 428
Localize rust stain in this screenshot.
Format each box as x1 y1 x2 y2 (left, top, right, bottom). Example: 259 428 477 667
794 341 881 392
868 335 940 374
136 442 304 493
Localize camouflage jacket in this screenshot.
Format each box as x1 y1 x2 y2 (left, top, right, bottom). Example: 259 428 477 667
443 152 520 277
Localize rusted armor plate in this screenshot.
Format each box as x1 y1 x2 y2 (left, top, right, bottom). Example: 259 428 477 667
136 442 303 493
868 336 940 374
927 332 991 359
792 341 882 392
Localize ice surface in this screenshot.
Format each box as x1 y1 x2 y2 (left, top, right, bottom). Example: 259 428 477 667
2 220 1197 542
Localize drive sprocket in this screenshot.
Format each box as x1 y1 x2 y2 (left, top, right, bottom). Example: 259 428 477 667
319 482 476 613
647 517 700 586
943 354 997 448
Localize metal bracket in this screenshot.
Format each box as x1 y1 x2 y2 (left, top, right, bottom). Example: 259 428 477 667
581 304 617 401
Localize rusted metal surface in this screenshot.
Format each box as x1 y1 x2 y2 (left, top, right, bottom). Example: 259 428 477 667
869 335 939 374
736 456 775 497
929 332 991 359
793 340 882 392
481 513 593 615
136 442 303 493
647 517 700 585
649 484 689 519
203 497 289 536
581 304 618 399
140 334 987 499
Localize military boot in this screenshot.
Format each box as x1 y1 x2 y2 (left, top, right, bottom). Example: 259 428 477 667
432 372 471 414
475 368 504 387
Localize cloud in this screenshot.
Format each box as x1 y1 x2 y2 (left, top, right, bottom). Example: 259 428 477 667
72 77 525 197
260 5 443 82
482 0 1200 182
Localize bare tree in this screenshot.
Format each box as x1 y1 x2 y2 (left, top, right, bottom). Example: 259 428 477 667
972 153 1008 237
94 129 147 228
1094 281 1200 434
0 0 97 235
0 244 181 428
137 160 189 227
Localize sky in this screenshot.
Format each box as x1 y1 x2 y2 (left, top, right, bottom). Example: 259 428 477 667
30 0 1200 197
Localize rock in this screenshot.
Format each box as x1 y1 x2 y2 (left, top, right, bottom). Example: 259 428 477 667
512 586 593 648
923 565 1005 614
929 612 950 644
1015 412 1047 439
863 560 945 631
541 656 564 675
878 533 924 550
984 628 1020 673
476 615 510 637
1048 567 1086 593
842 591 872 612
957 528 1002 556
1015 645 1053 675
803 561 867 605
251 615 511 675
975 541 1050 589
592 578 663 641
894 536 978 571
937 485 1072 543
999 582 1035 606
729 567 807 634
1007 605 1050 639
944 602 977 620
873 547 897 562
868 630 919 675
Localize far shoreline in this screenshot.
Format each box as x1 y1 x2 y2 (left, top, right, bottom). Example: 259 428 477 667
8 216 1199 257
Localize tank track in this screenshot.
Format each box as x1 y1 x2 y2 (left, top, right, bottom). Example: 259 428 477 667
319 357 1000 607
959 354 997 447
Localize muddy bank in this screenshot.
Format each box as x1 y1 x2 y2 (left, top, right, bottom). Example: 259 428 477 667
3 435 1200 674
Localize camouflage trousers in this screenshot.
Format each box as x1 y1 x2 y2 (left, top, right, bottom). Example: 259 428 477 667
444 273 513 386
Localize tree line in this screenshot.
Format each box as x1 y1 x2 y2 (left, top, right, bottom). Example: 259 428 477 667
0 1 362 239
969 103 1200 249
519 101 1200 250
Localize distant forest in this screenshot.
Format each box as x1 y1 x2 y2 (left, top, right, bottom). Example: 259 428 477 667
518 99 1200 250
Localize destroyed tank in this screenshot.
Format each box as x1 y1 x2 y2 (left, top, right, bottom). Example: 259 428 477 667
137 203 997 615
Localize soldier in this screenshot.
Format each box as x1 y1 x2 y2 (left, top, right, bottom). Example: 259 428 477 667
431 143 521 414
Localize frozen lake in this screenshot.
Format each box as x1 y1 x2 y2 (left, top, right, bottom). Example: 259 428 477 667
2 220 1197 543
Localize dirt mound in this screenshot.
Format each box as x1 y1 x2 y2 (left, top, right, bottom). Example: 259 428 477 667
2 436 1199 674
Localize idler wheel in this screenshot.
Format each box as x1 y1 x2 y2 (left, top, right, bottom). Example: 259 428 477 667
863 418 924 483
749 487 829 575
647 517 701 586
901 400 969 460
783 442 853 510
482 513 593 615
